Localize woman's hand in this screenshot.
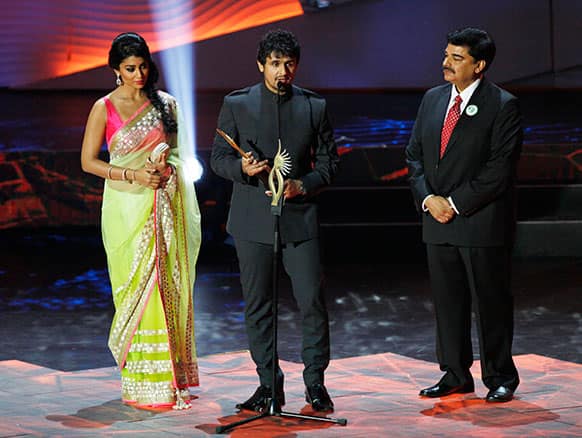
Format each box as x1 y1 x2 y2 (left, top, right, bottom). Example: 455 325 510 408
134 167 166 189
145 150 169 174
139 150 173 189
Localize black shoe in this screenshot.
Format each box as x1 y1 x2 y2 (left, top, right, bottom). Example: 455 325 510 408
419 381 474 398
305 383 334 412
235 385 285 412
486 385 514 402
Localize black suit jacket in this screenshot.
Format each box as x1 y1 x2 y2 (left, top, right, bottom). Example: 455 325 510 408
211 83 338 244
405 78 523 247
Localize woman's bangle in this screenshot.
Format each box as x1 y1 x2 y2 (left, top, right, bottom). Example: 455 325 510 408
107 166 114 179
121 168 128 181
131 169 137 184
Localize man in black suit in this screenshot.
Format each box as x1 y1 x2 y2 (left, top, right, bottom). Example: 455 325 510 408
211 29 338 412
406 28 522 402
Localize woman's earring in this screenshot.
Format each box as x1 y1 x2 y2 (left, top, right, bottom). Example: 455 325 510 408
116 75 122 86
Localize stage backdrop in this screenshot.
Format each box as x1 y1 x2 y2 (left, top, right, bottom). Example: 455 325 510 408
6 0 582 90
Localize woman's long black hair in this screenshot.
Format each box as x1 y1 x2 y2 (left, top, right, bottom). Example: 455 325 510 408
108 32 177 134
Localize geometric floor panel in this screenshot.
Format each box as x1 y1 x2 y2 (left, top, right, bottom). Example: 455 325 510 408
1 352 580 437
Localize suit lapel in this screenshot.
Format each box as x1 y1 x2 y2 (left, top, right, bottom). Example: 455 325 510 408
441 79 489 158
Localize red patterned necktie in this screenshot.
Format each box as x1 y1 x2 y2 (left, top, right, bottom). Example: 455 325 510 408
440 95 462 158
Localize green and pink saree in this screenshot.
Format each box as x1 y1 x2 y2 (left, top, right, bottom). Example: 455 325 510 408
101 91 200 408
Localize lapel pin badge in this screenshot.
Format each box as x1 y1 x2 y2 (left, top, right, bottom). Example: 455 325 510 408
466 105 478 116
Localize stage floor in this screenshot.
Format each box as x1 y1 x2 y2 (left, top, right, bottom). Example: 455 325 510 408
1 231 581 436
1 351 580 437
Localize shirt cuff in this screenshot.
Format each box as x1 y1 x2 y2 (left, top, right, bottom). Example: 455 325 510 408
447 196 460 214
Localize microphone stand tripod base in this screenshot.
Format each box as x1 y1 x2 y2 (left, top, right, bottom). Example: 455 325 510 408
215 398 347 434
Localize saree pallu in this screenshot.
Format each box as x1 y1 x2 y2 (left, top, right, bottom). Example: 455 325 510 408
102 94 201 407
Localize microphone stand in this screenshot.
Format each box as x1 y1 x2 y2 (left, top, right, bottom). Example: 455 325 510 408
215 82 347 433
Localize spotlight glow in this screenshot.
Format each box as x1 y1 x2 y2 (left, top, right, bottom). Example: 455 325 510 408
149 0 203 182
185 156 204 182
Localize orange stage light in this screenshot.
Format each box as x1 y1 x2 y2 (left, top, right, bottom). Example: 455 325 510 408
1 0 304 86
54 0 303 78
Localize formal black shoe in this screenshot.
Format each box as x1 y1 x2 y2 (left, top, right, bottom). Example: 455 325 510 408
305 383 334 412
486 385 514 402
419 381 474 398
235 385 285 412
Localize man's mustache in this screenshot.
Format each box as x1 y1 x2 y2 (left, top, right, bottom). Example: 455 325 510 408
443 67 455 73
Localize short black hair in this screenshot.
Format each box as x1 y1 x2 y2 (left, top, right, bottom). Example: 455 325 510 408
257 29 301 65
447 27 496 71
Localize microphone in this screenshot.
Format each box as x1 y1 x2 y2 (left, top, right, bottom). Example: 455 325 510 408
276 81 286 93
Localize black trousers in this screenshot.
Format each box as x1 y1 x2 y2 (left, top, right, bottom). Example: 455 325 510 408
426 244 519 390
234 237 330 388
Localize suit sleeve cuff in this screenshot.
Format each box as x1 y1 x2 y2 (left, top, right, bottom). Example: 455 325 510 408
300 173 323 195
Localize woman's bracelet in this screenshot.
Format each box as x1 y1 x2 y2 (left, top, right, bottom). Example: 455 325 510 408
107 166 135 183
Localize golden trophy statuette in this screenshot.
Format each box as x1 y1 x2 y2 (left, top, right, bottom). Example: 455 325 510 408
268 140 292 213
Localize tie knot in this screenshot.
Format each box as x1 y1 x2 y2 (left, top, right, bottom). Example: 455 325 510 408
454 95 462 105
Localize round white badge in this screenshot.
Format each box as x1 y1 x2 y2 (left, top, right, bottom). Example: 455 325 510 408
466 105 478 116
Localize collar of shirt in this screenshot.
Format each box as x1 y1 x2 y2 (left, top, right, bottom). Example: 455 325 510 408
447 78 481 115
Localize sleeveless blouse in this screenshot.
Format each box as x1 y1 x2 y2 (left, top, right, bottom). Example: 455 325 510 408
103 96 124 145
103 96 150 146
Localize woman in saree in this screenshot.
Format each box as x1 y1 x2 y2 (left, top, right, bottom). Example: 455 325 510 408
81 32 201 409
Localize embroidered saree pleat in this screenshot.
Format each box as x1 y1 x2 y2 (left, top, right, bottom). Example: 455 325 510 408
101 94 200 407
